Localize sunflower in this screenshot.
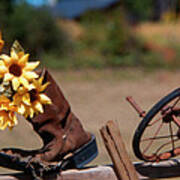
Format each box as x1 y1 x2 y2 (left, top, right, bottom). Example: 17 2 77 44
13 77 51 118
0 49 40 91
0 32 4 52
0 95 17 130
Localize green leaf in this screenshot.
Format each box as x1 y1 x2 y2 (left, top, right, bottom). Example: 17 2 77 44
11 40 24 54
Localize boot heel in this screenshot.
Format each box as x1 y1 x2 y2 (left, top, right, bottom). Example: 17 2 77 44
62 134 98 169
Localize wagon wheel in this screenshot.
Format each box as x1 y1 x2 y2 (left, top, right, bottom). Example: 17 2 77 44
133 88 180 162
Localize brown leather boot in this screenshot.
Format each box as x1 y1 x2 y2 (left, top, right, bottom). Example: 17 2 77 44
1 69 91 163
29 69 91 162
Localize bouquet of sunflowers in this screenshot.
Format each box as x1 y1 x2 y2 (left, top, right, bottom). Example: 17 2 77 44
0 33 51 130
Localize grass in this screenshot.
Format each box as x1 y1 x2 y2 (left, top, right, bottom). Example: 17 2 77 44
134 22 180 46
42 19 180 71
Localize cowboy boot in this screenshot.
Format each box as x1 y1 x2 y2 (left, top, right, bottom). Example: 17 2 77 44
29 69 91 162
1 69 91 163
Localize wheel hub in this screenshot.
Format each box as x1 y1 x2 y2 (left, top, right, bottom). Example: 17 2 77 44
161 106 174 123
162 106 180 123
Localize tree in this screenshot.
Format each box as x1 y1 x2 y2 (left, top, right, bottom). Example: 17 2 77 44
0 0 14 29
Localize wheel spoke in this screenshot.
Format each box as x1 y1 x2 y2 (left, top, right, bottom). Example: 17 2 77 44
142 122 163 154
171 97 180 109
141 134 177 142
172 115 180 128
155 138 179 155
148 111 172 127
133 89 180 161
169 121 175 150
148 116 163 126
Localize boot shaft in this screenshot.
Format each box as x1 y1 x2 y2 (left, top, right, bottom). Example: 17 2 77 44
28 69 90 161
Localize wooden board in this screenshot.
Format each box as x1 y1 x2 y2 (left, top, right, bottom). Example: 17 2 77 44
0 165 146 180
2 160 180 180
100 120 139 180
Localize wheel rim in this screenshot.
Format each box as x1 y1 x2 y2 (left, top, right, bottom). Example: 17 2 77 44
133 88 180 162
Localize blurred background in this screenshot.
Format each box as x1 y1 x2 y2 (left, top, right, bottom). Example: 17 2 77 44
1 0 180 69
1 1 180 179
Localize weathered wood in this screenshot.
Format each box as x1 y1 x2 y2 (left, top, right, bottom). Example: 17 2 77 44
0 165 146 180
62 166 118 180
2 159 180 180
100 120 139 180
0 166 118 180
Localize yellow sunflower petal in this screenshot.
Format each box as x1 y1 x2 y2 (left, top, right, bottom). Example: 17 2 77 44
0 116 7 130
32 78 40 90
8 113 17 130
28 84 35 90
0 60 5 66
9 104 17 111
38 76 43 84
8 112 16 122
10 50 18 60
39 94 51 104
0 32 4 52
18 52 25 58
18 104 25 115
24 113 28 118
40 82 50 92
0 61 7 73
19 77 29 88
34 102 44 113
0 55 11 65
13 116 18 126
13 94 21 105
4 73 13 81
22 93 31 106
29 108 34 118
0 95 10 103
24 61 40 71
12 77 20 91
18 54 29 65
0 124 8 130
23 71 38 80
0 66 7 74
0 40 4 51
0 104 8 111
17 86 27 94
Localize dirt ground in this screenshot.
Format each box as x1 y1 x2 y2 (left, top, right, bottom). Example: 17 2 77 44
0 69 180 179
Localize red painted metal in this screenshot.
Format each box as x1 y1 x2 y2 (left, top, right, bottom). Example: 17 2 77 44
126 96 146 118
172 115 180 127
130 90 180 162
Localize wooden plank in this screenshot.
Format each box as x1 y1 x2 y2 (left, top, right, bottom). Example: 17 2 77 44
100 120 139 180
0 165 147 180
61 166 118 180
0 166 118 180
2 159 180 180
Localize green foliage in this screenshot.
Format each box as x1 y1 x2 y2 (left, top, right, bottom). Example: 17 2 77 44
40 5 180 71
41 53 70 69
1 2 70 58
0 0 14 29
103 18 132 55
138 52 166 68
124 0 154 20
79 7 135 55
70 7 141 69
0 1 178 71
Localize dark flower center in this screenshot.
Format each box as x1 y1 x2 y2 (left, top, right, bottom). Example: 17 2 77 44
9 64 22 77
29 89 38 102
